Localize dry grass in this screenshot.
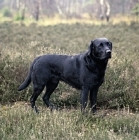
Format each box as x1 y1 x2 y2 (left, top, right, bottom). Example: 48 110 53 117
1 103 139 140
0 12 139 26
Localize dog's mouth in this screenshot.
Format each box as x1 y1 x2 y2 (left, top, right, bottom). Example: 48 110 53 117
106 50 112 58
99 50 112 60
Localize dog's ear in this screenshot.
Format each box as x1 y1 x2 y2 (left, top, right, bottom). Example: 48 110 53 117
109 41 112 49
88 40 94 56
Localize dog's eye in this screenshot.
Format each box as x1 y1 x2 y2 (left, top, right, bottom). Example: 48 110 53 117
107 42 112 48
107 42 110 46
98 43 103 48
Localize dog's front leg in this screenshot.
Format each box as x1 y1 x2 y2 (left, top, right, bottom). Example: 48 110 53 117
80 87 89 113
90 88 99 113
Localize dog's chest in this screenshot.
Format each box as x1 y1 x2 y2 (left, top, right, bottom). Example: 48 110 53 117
85 67 105 88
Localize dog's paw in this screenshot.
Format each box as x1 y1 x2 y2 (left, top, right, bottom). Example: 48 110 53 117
49 105 58 111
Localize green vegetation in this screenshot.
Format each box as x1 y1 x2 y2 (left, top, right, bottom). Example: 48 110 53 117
2 7 13 18
0 21 139 139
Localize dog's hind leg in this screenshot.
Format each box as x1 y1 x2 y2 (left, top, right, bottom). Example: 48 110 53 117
30 84 45 113
43 78 59 111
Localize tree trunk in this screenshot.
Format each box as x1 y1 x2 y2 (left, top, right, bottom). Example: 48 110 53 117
33 0 40 21
100 0 110 22
105 0 110 22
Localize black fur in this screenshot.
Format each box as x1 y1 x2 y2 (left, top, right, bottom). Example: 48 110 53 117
18 38 112 113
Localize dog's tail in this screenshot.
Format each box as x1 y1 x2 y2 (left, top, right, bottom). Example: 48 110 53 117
18 69 31 91
18 57 40 91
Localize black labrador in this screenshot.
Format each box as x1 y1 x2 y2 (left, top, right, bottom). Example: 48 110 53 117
18 38 112 113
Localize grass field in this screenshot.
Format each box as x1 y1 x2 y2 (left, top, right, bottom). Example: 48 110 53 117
1 103 139 140
0 18 139 139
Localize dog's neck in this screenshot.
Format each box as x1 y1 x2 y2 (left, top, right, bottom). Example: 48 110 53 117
84 54 108 73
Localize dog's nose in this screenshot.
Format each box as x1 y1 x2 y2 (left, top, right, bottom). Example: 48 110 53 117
106 49 111 54
106 50 111 58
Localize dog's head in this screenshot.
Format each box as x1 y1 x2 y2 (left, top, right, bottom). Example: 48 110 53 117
88 38 112 60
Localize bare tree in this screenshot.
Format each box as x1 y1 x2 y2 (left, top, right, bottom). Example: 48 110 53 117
1 0 139 21
33 0 40 21
20 0 26 20
105 0 110 21
100 0 110 22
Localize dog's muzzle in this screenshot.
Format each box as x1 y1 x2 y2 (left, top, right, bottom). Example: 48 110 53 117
105 50 111 58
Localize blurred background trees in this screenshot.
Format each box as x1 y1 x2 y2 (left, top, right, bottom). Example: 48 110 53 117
0 0 139 21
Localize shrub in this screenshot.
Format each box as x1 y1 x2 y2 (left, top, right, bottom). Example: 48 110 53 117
2 7 12 17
